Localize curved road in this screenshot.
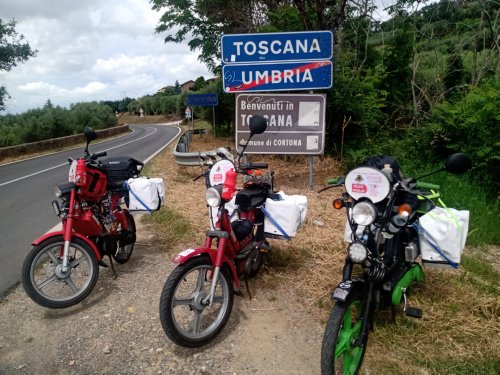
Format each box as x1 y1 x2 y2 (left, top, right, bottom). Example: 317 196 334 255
0 123 180 295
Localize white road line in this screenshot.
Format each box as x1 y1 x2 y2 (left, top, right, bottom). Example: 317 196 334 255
0 125 171 188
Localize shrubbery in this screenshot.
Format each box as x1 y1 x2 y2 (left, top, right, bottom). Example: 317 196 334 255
0 102 117 147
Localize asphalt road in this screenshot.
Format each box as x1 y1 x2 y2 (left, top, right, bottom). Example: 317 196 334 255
0 123 181 295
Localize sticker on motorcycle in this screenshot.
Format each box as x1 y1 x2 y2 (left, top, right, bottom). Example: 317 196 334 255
209 159 235 187
345 167 391 203
173 248 197 262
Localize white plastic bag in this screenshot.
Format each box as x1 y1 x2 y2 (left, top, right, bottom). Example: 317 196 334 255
127 177 164 213
264 191 308 238
418 206 469 268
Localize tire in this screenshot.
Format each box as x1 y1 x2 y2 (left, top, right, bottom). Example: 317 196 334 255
159 256 234 347
21 236 99 309
113 211 136 264
245 248 263 278
321 290 367 375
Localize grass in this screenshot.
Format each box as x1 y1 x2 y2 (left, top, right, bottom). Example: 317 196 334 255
141 207 192 248
142 127 499 374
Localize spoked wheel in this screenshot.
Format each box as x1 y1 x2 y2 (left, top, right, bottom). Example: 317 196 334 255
113 211 136 264
21 236 99 309
159 256 234 347
321 294 367 375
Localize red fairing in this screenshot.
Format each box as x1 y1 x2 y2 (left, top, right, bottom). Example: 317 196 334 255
31 231 102 260
172 247 240 290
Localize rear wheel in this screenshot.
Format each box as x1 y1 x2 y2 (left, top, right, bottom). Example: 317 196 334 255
113 211 136 264
21 236 99 309
321 291 367 375
245 247 263 278
159 256 234 347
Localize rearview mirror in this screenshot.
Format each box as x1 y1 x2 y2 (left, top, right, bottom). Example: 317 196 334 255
84 127 97 142
445 153 472 175
249 115 267 137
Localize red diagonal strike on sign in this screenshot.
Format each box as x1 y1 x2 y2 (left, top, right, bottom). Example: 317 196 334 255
226 61 330 92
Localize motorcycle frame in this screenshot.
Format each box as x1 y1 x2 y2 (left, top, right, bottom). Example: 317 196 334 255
32 186 131 270
172 201 260 301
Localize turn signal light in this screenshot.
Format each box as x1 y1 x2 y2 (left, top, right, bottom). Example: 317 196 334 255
333 199 344 209
398 203 413 216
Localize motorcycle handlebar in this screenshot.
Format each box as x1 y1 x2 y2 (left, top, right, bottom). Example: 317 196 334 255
241 162 268 170
415 181 440 191
90 151 107 160
327 176 345 185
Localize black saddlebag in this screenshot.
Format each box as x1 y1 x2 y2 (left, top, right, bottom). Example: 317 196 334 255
235 186 268 211
100 157 144 191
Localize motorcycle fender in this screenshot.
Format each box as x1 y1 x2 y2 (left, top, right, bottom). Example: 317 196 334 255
391 263 424 305
172 247 240 290
331 279 364 302
31 231 102 261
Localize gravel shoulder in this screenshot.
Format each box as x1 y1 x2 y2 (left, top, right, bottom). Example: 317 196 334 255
0 218 325 375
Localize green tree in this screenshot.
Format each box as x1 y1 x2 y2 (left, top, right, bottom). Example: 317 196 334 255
0 19 37 111
174 80 181 94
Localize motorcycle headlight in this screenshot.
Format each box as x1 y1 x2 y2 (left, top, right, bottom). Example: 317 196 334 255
205 187 221 207
54 187 62 198
348 242 368 263
352 201 377 226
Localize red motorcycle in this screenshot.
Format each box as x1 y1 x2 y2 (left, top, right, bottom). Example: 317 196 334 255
159 115 280 347
22 127 144 309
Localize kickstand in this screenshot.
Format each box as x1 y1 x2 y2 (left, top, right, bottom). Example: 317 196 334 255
244 274 252 300
108 255 117 279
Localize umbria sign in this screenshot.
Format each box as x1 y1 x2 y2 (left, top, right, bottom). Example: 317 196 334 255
223 61 332 93
235 93 326 155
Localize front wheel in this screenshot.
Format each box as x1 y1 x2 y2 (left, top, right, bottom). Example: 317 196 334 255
159 256 234 347
321 292 367 375
21 236 99 309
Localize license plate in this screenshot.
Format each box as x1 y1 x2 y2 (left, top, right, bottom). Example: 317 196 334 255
332 288 349 301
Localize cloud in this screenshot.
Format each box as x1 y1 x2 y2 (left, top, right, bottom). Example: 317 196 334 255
1 0 212 114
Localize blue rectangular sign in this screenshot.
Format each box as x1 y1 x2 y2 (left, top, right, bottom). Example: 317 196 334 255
186 93 218 106
222 61 332 93
222 31 333 64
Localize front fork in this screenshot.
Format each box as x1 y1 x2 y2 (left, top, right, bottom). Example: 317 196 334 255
61 189 77 273
338 258 374 348
202 236 229 306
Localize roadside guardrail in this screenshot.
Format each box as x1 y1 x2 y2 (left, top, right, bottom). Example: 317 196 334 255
173 129 233 166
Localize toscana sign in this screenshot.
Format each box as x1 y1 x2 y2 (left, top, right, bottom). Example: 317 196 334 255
221 31 333 63
235 93 326 155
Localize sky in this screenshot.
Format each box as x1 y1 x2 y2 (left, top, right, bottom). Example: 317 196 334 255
1 0 213 114
1 0 403 115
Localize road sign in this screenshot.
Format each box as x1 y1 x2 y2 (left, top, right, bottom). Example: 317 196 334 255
222 31 333 64
186 93 218 106
223 60 332 93
235 93 326 155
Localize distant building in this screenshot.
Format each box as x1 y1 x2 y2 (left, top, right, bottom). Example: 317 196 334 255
180 80 195 92
157 85 175 93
